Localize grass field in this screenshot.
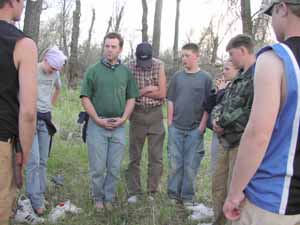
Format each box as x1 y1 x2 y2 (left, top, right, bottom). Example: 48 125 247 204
25 87 214 225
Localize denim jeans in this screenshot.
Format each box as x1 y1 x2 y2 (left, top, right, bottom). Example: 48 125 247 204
167 125 205 202
86 119 126 203
26 120 50 209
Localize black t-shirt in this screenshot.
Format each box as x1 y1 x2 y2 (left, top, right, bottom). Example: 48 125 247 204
0 21 26 139
283 36 300 215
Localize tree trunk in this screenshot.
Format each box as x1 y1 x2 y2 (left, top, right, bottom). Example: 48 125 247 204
241 0 252 36
23 0 44 45
114 5 124 32
83 8 95 67
67 0 81 89
86 8 95 54
211 36 219 64
173 0 181 68
152 0 163 57
141 0 148 42
61 0 69 57
100 17 112 56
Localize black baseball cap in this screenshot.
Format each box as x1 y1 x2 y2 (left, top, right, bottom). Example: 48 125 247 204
135 42 153 68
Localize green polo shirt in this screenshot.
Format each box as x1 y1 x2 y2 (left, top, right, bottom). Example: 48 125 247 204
80 61 140 117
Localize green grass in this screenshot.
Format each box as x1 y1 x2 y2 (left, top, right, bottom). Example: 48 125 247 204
34 87 213 225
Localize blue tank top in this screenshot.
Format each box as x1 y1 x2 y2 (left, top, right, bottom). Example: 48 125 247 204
245 37 300 215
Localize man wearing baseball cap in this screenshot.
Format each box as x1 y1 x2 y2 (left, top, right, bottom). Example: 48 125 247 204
126 42 166 203
223 1 300 224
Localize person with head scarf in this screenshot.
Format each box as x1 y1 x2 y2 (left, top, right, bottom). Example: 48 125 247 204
0 1 38 224
25 46 66 215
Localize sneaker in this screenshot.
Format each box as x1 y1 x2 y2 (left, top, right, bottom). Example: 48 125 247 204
17 196 34 213
189 210 213 221
14 208 45 225
185 203 214 216
60 200 82 214
18 196 46 216
198 223 212 225
127 195 138 204
48 205 66 223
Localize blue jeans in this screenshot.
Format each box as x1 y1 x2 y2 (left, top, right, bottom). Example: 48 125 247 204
167 125 205 202
86 119 126 203
26 120 50 209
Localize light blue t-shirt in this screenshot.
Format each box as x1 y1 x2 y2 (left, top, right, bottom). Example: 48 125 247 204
37 64 61 113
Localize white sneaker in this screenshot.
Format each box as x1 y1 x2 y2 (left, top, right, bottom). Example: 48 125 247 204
48 206 66 223
198 223 212 225
60 200 82 214
189 210 213 221
14 209 45 225
17 196 34 213
185 203 214 216
127 195 138 204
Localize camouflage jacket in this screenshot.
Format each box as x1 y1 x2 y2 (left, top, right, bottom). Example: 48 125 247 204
211 64 255 149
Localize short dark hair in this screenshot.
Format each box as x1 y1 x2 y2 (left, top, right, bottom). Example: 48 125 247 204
226 34 255 54
288 4 300 17
0 0 11 9
182 43 199 54
104 32 124 48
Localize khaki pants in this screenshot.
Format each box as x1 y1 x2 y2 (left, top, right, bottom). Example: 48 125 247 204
0 140 15 225
212 145 238 225
126 106 165 195
233 199 300 225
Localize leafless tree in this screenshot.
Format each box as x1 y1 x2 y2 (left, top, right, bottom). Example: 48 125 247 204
86 8 96 55
141 0 148 42
23 0 44 45
173 0 181 68
100 1 126 56
67 0 81 88
59 0 74 57
241 0 252 36
152 0 163 57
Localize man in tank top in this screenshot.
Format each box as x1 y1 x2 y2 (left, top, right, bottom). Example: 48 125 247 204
224 1 300 224
0 0 37 224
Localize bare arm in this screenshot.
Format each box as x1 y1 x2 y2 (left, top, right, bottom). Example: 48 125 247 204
121 98 135 121
51 87 61 106
223 51 283 221
199 111 209 134
14 38 38 165
142 64 167 99
167 101 174 126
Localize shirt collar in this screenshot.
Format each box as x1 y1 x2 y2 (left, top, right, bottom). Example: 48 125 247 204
101 58 121 70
